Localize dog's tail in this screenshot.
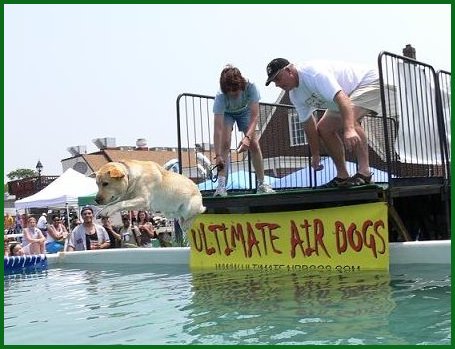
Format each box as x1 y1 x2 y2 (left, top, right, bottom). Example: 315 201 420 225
200 205 207 214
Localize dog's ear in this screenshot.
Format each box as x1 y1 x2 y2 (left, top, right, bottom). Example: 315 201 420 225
108 168 125 179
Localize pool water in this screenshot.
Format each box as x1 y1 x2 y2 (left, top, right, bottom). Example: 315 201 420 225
3 263 451 345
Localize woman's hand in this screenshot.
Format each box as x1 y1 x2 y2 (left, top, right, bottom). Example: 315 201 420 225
214 155 225 170
236 135 251 153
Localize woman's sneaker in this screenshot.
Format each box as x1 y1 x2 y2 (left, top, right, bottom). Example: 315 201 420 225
257 183 276 194
213 186 227 197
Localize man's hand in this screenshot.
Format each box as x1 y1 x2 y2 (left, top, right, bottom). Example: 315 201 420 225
311 154 324 171
343 128 361 152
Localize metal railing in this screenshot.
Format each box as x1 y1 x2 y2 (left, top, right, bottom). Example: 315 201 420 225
7 175 59 199
435 70 451 183
176 54 451 194
176 93 315 193
378 51 450 184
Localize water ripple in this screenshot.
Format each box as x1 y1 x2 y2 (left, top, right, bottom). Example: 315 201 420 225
4 263 450 345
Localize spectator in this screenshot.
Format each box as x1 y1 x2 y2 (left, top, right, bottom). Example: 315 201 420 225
46 215 68 253
119 214 141 248
150 215 173 248
212 65 275 196
66 206 110 252
135 211 156 247
22 216 46 255
101 216 122 248
70 215 81 231
4 213 14 232
14 213 22 234
37 212 48 237
9 243 25 257
4 235 13 256
20 213 28 233
265 58 381 187
60 214 69 230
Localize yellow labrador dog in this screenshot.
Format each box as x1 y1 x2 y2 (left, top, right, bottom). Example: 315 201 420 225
94 160 206 232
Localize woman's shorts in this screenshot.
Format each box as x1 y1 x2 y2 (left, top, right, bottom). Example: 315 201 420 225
224 109 250 132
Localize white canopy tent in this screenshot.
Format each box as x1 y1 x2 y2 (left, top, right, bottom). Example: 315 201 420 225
15 168 98 209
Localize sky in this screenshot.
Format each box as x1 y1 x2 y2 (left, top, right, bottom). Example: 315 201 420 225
4 4 451 183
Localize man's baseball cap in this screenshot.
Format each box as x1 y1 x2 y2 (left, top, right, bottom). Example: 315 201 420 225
265 58 290 86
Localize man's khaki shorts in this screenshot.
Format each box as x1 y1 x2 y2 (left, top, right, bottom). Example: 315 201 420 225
349 80 382 115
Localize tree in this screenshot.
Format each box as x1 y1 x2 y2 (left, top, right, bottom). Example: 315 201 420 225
6 168 37 181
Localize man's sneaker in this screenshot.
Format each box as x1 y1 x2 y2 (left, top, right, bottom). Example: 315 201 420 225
346 172 373 186
316 176 350 189
213 186 227 197
257 183 276 194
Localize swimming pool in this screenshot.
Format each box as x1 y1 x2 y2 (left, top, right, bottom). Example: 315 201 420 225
4 262 450 345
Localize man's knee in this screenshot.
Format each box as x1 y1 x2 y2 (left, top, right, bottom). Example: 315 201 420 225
318 111 342 132
317 119 338 136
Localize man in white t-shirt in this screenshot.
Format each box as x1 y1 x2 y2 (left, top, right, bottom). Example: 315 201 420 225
265 58 381 188
37 212 48 236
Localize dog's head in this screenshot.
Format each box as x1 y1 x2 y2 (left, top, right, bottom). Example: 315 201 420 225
94 162 129 205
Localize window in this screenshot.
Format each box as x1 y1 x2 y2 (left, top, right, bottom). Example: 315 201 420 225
288 109 307 146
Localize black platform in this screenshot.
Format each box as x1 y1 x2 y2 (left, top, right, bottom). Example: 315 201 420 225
201 181 450 242
202 184 385 214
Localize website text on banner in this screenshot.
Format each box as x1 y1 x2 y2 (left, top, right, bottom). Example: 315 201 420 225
189 202 389 271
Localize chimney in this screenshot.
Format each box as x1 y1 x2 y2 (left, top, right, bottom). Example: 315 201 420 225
92 137 116 150
67 145 87 156
403 44 416 59
136 138 148 150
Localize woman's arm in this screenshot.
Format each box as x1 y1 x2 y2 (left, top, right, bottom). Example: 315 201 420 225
23 228 45 243
111 228 122 241
139 223 156 237
36 229 46 243
60 224 68 239
47 225 61 240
